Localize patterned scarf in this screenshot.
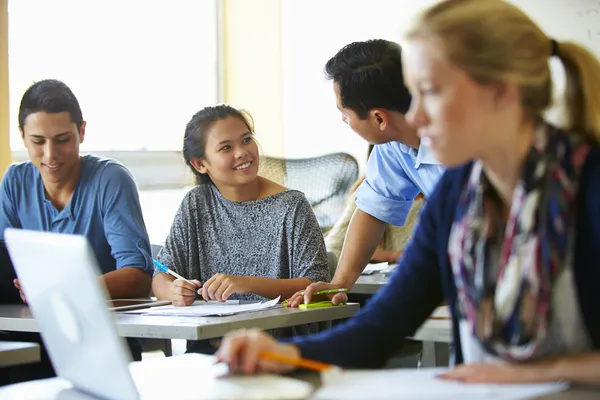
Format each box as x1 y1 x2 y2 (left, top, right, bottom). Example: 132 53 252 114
448 124 590 361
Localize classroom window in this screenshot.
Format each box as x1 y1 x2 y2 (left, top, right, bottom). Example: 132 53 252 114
8 0 219 154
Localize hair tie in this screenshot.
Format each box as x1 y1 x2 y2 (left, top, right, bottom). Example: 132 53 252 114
550 39 559 57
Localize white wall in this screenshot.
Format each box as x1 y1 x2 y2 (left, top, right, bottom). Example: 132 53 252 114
280 0 600 167
280 0 437 168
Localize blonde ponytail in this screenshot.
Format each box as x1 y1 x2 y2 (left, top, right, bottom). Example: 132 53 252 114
406 0 600 142
554 42 600 142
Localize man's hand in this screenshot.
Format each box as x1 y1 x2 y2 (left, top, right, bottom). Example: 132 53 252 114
13 278 27 304
200 274 251 302
286 281 348 308
170 278 201 306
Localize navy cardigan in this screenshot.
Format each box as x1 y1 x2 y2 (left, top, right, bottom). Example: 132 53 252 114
292 147 600 368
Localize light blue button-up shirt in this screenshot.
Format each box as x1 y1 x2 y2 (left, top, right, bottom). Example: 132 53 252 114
355 141 445 226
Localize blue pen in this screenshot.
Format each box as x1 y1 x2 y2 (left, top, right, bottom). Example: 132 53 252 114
153 260 196 286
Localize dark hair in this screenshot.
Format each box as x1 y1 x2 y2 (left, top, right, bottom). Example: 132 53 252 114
183 104 254 185
325 39 412 119
18 79 83 131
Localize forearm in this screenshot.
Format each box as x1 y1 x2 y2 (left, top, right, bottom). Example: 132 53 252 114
546 352 600 385
246 277 312 300
333 208 386 288
151 272 176 300
371 248 402 264
102 267 152 299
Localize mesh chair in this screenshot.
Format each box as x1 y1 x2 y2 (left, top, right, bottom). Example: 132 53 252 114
258 152 359 231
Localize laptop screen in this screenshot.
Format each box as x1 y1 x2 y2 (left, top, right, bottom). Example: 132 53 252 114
0 240 22 303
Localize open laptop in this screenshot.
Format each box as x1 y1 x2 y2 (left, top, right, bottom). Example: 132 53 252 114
4 228 140 400
3 228 314 400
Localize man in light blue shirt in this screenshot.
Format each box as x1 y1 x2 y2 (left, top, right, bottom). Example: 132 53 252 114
0 79 152 383
290 40 444 307
356 142 443 226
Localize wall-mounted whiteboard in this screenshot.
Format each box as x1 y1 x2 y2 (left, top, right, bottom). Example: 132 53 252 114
281 0 600 163
516 0 600 57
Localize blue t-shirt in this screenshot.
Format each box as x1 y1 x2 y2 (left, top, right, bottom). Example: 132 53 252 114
0 154 153 275
355 141 445 226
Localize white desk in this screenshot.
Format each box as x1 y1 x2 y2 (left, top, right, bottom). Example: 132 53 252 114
0 341 40 368
0 303 359 340
0 354 598 400
350 273 390 295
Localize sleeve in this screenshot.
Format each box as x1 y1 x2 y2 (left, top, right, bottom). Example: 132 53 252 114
99 164 153 275
355 143 421 226
288 194 331 283
576 147 600 348
288 176 450 368
324 194 357 262
0 166 22 240
155 192 200 281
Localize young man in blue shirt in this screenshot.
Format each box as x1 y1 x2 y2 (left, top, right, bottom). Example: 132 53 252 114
289 39 445 307
0 79 153 383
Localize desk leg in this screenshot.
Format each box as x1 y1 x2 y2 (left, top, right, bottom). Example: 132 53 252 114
421 341 449 368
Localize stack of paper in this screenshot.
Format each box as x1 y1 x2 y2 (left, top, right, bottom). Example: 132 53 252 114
316 368 568 399
126 297 281 317
361 262 389 275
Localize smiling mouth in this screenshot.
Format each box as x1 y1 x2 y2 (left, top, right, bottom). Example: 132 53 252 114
43 163 61 171
233 161 252 170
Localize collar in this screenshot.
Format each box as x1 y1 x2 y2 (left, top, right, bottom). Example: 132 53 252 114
398 141 442 168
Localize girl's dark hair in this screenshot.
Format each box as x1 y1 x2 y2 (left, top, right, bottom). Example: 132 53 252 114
183 104 254 185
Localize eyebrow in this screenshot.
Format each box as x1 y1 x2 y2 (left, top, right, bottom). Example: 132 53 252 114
28 132 71 139
216 131 252 146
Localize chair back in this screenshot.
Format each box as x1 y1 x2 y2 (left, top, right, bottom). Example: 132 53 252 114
258 152 359 230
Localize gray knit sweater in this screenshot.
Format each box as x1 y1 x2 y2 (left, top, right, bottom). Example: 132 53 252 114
156 183 330 337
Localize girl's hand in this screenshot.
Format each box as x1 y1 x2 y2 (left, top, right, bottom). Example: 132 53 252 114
170 278 201 306
200 274 251 302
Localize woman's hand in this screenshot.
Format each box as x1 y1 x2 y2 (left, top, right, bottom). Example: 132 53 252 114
438 363 547 384
170 278 201 306
216 328 300 375
200 274 251 302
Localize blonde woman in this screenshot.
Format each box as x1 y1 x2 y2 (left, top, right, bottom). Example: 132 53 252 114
215 0 600 385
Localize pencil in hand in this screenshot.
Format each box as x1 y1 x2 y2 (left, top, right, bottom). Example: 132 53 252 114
258 350 334 372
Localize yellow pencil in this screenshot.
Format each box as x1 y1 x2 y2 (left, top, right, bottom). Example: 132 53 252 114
259 351 333 372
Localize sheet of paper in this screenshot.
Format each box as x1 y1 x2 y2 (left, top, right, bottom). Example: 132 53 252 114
381 263 398 275
316 368 568 399
361 262 389 275
130 353 313 400
126 296 281 317
430 305 451 319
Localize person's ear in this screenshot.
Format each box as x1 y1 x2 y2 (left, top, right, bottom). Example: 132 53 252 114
189 158 208 175
370 109 389 131
78 121 87 144
489 81 519 110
